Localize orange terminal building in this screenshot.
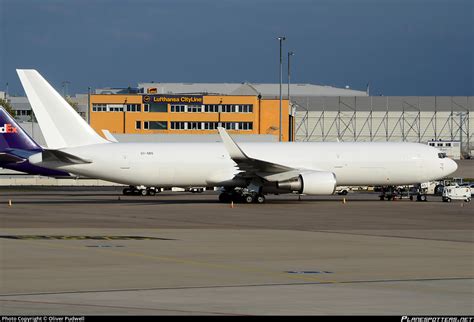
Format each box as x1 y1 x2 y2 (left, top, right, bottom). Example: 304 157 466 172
89 83 292 141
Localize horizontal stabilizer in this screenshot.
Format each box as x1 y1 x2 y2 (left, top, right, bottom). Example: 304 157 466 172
43 150 92 164
29 149 92 167
0 152 26 163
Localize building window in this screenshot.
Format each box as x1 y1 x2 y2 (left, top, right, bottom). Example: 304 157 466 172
204 104 218 113
171 121 186 130
220 122 253 130
149 103 168 113
169 121 252 131
136 121 141 130
15 110 32 116
204 122 218 130
188 105 202 113
203 104 254 113
144 121 149 130
144 104 149 112
127 104 140 112
222 122 236 130
148 121 168 130
106 104 125 112
170 105 186 112
170 105 202 112
188 122 200 130
239 122 253 130
240 104 253 113
92 103 107 112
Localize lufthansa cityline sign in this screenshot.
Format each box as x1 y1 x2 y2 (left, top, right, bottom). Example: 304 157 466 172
143 94 203 104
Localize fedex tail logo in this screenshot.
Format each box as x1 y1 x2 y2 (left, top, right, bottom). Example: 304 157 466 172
0 124 18 134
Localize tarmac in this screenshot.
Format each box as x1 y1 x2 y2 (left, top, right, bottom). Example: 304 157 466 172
0 188 473 315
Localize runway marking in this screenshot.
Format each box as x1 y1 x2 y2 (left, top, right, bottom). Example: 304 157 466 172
0 277 471 297
0 235 174 240
314 230 474 244
0 298 245 316
286 271 333 274
16 239 338 285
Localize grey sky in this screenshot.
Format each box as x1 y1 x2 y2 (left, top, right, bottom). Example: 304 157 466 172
1 0 472 96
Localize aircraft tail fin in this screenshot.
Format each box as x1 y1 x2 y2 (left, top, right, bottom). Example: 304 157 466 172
0 107 41 151
16 69 108 149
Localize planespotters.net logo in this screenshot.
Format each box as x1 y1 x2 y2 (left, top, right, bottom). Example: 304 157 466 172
401 317 474 322
0 123 18 134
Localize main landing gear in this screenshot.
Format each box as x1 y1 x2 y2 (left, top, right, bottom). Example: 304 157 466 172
218 189 266 204
123 186 158 196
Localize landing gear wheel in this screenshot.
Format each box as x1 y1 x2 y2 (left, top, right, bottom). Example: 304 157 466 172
140 189 148 196
148 189 156 196
123 188 132 195
416 194 427 202
255 194 265 204
244 195 254 204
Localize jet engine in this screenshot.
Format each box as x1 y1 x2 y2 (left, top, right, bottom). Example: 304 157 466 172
277 171 337 195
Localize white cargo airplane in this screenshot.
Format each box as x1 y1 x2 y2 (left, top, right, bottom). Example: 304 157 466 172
17 69 457 203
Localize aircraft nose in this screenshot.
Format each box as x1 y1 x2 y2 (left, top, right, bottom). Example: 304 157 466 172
445 159 458 176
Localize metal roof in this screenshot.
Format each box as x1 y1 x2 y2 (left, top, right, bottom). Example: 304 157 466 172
293 96 474 112
137 82 368 97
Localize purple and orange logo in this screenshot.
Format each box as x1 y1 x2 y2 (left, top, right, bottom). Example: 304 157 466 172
0 124 18 134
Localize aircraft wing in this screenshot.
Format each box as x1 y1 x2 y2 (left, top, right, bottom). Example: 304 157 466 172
217 127 300 182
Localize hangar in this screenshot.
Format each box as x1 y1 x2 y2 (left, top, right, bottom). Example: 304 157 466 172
293 96 473 158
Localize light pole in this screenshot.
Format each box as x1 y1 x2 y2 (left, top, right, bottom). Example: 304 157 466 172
287 51 294 141
87 86 91 124
62 81 70 97
277 36 286 142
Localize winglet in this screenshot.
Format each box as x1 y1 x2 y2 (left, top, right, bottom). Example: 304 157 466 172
102 130 118 143
217 127 248 161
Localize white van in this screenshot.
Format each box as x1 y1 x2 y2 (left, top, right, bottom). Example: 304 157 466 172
442 186 471 202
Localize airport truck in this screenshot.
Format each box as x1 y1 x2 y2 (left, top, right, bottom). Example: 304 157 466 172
442 186 471 202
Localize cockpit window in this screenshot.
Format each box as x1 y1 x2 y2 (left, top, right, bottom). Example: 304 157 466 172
438 152 447 158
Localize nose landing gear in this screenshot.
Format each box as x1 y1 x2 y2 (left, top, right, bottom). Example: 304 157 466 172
123 186 159 196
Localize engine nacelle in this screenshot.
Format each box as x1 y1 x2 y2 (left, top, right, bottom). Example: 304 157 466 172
277 171 337 195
